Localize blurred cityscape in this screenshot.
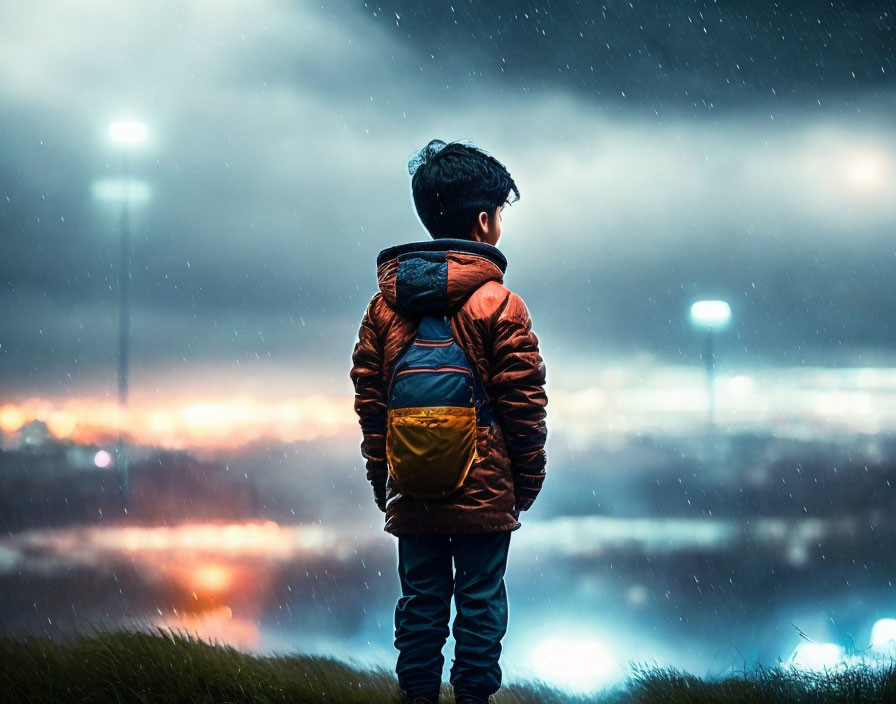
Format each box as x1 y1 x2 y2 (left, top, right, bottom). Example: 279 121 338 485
1 419 256 531
3 394 896 689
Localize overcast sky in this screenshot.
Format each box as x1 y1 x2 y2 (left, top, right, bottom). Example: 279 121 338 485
1 0 894 402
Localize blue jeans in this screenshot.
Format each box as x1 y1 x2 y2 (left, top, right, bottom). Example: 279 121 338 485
394 530 512 700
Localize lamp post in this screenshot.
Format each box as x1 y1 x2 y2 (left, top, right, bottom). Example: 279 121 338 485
99 120 148 507
689 299 731 428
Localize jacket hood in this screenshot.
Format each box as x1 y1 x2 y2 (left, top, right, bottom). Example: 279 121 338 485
376 238 507 318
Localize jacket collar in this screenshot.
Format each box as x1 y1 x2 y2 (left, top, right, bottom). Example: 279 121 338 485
376 238 507 317
376 237 507 273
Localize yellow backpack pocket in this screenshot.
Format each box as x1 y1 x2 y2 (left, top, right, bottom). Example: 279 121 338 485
386 405 478 499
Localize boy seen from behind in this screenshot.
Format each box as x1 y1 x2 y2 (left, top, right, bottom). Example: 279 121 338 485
350 139 548 704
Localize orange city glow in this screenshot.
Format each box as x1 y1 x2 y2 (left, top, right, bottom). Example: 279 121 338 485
5 365 896 452
161 561 247 611
1 521 355 651
188 563 235 594
156 606 260 651
0 394 357 450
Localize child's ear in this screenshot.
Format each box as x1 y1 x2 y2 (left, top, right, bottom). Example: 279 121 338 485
469 211 490 241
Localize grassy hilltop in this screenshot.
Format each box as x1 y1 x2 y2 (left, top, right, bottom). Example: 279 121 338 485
1 629 896 703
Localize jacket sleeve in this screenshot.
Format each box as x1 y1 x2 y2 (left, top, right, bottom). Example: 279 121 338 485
488 292 548 511
349 295 388 512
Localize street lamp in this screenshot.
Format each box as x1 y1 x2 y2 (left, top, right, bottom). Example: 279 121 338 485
96 120 149 507
689 300 731 428
108 121 148 145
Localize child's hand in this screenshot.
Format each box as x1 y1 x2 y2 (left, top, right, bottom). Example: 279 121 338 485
514 495 536 512
373 482 387 513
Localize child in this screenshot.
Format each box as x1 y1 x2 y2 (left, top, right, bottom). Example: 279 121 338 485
349 139 548 704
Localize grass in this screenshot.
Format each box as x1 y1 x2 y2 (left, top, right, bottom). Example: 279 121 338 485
1 629 896 703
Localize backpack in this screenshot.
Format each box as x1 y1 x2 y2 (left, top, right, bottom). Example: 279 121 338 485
385 312 493 500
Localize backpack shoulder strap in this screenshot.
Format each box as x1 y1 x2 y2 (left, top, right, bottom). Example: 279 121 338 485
440 313 494 427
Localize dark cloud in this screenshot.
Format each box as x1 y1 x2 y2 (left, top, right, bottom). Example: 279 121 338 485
0 1 894 398
360 1 895 114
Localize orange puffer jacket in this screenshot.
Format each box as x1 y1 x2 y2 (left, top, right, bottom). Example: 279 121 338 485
349 238 548 534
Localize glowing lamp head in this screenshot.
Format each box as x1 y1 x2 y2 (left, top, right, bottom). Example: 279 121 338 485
109 121 148 145
94 450 113 468
690 300 731 329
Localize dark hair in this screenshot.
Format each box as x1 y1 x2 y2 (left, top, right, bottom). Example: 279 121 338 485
407 139 520 240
